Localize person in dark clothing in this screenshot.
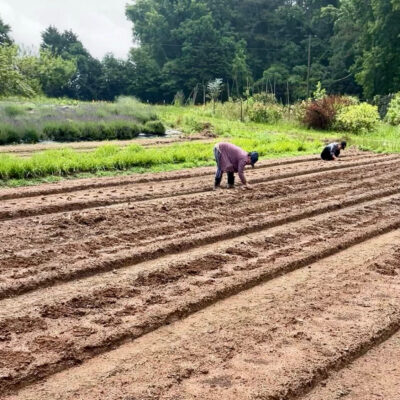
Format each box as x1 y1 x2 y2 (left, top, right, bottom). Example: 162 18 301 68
214 142 259 190
321 141 347 161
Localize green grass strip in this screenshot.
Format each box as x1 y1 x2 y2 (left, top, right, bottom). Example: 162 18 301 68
0 136 322 182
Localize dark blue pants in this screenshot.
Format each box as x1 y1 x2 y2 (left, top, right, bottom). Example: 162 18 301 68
214 147 234 186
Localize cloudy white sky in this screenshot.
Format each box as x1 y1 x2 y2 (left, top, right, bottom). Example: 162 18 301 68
0 0 134 59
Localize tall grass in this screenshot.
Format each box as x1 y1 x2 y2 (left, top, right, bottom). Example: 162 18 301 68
0 97 165 144
157 103 400 153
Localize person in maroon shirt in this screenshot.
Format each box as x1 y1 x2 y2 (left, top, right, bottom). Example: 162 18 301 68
213 142 259 190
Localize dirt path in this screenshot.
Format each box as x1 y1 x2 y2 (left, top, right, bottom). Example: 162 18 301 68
1 151 399 398
0 135 212 157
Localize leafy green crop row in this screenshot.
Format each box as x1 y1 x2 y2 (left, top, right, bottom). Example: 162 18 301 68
0 136 321 180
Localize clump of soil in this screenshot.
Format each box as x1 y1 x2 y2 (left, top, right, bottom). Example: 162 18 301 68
200 122 217 138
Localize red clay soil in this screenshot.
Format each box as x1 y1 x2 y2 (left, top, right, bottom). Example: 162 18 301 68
1 150 400 399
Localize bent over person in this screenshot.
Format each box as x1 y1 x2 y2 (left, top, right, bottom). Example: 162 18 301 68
321 141 347 161
214 142 259 190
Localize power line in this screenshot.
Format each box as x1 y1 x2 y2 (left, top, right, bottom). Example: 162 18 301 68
148 42 284 51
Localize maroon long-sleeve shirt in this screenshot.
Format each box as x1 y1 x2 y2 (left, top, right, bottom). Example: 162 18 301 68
215 142 249 184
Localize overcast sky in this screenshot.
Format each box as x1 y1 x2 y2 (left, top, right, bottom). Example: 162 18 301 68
0 0 134 59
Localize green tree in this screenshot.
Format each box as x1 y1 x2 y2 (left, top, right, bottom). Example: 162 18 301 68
127 47 162 102
322 2 362 95
126 0 237 102
41 26 103 100
125 0 340 102
0 45 36 97
232 40 251 97
99 54 132 101
328 0 400 98
0 17 12 45
353 0 400 98
207 78 223 113
38 51 77 97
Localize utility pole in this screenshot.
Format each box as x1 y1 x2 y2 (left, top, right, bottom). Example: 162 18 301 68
306 34 312 99
286 81 290 106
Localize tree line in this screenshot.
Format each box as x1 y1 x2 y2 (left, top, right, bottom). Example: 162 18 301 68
1 0 399 103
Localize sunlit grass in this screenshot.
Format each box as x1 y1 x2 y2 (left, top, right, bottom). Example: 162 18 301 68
0 136 322 181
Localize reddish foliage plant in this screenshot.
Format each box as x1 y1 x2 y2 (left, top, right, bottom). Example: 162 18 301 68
303 96 353 130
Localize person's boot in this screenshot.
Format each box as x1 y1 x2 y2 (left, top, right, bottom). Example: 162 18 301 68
227 172 235 188
214 176 222 190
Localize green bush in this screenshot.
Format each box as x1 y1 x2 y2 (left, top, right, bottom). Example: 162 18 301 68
0 126 10 145
291 100 309 123
0 124 21 144
385 93 400 125
336 103 379 133
43 122 80 142
0 124 41 144
0 97 161 145
21 128 40 143
42 121 142 142
248 102 283 123
3 104 27 117
251 93 278 104
143 120 166 135
110 121 141 140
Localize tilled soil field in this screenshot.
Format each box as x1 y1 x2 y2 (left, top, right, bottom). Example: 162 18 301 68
1 150 400 400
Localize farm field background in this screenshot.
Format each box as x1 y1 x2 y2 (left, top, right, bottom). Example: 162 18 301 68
1 96 400 187
1 95 400 400
0 150 400 399
2 0 400 398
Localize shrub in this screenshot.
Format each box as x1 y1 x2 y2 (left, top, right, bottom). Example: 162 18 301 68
43 122 80 142
385 93 400 125
109 121 141 140
21 128 40 143
336 103 379 133
248 102 283 123
0 125 40 144
291 100 310 123
251 92 278 104
0 125 21 144
42 121 142 142
3 104 27 117
143 120 166 135
79 122 101 141
303 96 354 130
0 126 10 145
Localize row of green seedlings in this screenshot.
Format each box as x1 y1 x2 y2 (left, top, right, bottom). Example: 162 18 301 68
0 120 166 145
0 136 322 180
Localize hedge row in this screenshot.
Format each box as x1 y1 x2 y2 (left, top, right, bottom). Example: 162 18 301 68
0 120 166 145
